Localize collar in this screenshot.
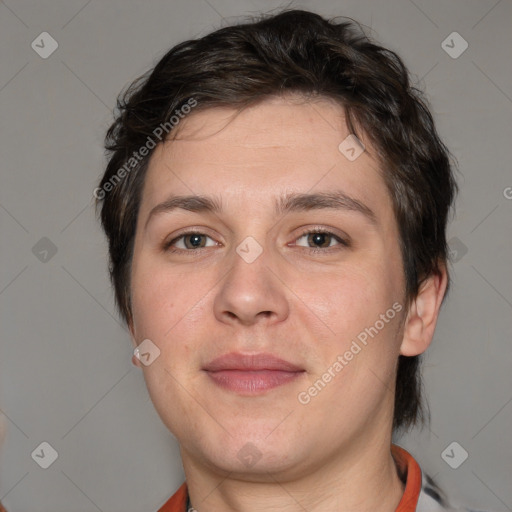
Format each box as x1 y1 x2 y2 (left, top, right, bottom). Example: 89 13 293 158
392 444 423 511
158 444 422 512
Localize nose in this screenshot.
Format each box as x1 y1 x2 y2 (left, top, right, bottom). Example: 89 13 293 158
213 241 290 327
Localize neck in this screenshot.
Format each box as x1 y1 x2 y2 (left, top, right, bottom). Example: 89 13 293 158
181 437 405 512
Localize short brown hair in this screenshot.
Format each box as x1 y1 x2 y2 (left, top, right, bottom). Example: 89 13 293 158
96 9 458 432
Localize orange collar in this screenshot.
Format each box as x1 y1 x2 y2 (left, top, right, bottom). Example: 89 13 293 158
158 482 187 512
158 444 422 512
392 444 422 512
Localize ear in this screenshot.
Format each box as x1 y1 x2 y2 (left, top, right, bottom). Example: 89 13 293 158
128 317 143 368
400 264 448 357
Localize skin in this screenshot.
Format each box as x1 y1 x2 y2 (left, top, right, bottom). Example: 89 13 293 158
129 95 447 512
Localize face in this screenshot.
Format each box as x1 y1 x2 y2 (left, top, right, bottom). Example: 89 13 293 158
129 95 408 481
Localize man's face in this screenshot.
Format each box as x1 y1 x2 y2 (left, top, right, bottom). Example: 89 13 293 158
129 96 407 479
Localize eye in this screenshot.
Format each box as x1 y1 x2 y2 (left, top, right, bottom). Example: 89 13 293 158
164 231 218 252
294 229 349 251
163 228 349 254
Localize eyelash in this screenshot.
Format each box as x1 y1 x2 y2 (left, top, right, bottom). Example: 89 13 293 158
163 228 349 254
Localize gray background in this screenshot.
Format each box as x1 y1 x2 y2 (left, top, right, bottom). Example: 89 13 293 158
0 1 511 511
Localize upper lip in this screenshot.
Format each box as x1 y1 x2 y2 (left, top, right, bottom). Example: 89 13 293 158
203 352 303 372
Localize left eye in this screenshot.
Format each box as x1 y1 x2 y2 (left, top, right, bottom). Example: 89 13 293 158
294 230 347 250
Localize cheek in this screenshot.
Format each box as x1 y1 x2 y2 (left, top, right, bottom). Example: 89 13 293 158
296 260 397 342
129 257 214 394
130 261 203 432
130 257 199 340
297 266 403 417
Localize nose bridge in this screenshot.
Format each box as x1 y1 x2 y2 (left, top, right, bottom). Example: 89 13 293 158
213 230 289 325
238 233 273 280
227 233 273 300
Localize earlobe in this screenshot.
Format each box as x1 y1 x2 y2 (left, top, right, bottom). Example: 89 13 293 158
400 266 448 357
128 318 142 368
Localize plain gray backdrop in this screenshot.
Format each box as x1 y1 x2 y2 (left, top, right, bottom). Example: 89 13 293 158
1 1 511 511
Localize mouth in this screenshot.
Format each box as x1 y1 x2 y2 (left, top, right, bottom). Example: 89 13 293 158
203 352 305 395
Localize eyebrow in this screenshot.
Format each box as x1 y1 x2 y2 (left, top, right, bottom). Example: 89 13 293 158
145 190 377 229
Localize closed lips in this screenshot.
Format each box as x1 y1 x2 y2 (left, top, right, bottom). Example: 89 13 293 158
203 352 304 372
203 352 305 394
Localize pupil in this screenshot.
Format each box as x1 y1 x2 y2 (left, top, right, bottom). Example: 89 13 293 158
310 233 328 248
188 234 203 248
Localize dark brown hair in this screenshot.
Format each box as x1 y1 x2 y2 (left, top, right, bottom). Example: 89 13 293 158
96 9 457 432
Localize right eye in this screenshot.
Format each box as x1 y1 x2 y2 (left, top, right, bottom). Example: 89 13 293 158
164 231 219 253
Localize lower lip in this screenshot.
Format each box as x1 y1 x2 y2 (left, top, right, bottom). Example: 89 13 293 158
205 369 304 394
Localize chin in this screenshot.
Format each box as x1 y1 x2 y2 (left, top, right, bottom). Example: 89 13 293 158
191 432 305 477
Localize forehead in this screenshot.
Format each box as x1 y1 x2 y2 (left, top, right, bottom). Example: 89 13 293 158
139 95 394 227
